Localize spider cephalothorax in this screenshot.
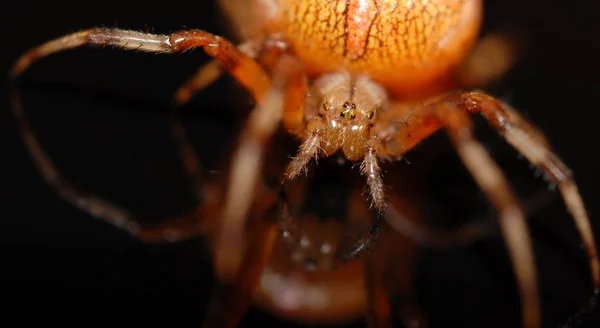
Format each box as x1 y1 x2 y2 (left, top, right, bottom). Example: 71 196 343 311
283 71 389 210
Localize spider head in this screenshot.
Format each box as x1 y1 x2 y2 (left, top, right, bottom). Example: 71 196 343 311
314 72 388 160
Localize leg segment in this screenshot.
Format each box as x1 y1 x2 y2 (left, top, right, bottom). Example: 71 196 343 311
170 117 206 202
366 240 427 328
214 87 282 281
282 119 323 181
362 145 386 211
215 54 307 281
364 247 393 328
173 59 224 106
172 40 261 106
385 196 494 248
10 28 272 103
203 191 279 328
9 91 213 243
385 157 558 248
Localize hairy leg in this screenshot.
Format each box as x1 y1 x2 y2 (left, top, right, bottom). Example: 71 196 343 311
282 119 323 181
460 91 599 287
10 28 272 102
439 106 540 328
362 145 386 211
378 98 540 328
376 91 599 327
377 92 599 292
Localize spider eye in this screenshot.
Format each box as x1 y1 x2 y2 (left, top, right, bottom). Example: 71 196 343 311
343 102 356 110
367 111 374 119
341 102 357 119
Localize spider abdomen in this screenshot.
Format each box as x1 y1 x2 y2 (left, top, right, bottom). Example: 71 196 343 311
279 0 482 95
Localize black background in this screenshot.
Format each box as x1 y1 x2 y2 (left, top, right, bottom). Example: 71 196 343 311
2 1 600 328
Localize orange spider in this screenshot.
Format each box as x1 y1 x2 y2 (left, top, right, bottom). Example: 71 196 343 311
8 1 600 328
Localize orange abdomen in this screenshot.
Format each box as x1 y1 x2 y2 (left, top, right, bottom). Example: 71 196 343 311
280 0 482 96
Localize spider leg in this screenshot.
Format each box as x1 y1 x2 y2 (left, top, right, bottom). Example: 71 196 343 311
378 92 599 292
282 121 323 180
277 54 319 179
365 236 427 328
9 27 281 279
325 147 386 264
459 91 599 287
9 90 213 243
169 117 206 203
364 246 393 328
170 44 303 282
9 28 272 102
215 54 306 281
202 56 307 327
377 91 599 327
172 40 260 106
9 28 273 202
282 144 385 264
214 88 282 280
362 192 426 328
168 117 225 238
169 39 291 198
362 146 386 211
203 190 279 328
385 183 558 248
439 106 540 328
169 104 281 328
352 158 554 252
173 59 224 106
385 201 494 248
377 98 541 328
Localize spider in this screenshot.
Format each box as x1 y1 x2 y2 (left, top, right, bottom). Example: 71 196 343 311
8 1 600 328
